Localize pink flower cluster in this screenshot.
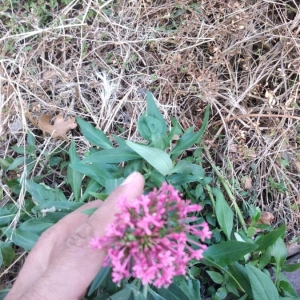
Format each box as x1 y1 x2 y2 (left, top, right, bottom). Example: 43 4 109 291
90 182 212 288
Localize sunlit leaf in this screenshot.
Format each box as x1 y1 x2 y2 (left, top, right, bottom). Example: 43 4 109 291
67 141 83 201
214 188 233 240
76 117 113 149
204 241 258 266
126 141 172 176
246 264 279 300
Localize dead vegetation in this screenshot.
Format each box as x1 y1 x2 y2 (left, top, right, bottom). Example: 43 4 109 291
0 0 300 251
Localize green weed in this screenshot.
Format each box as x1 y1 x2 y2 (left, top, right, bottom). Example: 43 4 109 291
0 93 297 299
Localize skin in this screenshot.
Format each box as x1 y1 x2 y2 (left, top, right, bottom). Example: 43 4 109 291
5 172 144 300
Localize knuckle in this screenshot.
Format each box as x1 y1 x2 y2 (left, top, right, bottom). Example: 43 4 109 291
65 222 95 249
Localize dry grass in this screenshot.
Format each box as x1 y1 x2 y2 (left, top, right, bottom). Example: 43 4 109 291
1 0 300 285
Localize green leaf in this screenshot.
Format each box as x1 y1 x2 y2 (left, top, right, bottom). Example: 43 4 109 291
126 141 172 176
228 262 253 297
214 286 227 300
7 156 25 171
145 91 167 137
26 180 67 204
214 188 233 240
35 212 68 223
3 228 39 251
92 294 111 300
113 135 131 149
191 166 205 178
257 246 272 270
151 134 166 150
170 161 205 178
245 264 280 300
31 201 82 214
226 281 239 297
247 226 257 238
0 248 3 267
197 104 210 136
173 276 202 300
110 284 146 300
82 149 140 164
202 176 213 184
18 219 52 235
158 283 190 300
67 141 83 201
88 266 110 296
272 238 287 276
277 272 298 298
167 174 200 186
204 241 258 266
76 117 113 149
80 178 101 202
107 287 132 300
170 160 193 174
11 145 26 154
0 157 14 171
148 287 167 300
171 132 199 158
70 163 112 186
282 262 300 272
255 225 286 252
1 245 15 267
27 131 36 146
200 257 244 293
0 204 18 227
165 117 183 146
148 171 166 188
207 271 224 284
0 290 9 300
88 192 108 201
171 105 209 158
138 114 163 141
124 159 144 177
105 178 124 194
49 156 62 167
189 266 201 278
195 184 204 199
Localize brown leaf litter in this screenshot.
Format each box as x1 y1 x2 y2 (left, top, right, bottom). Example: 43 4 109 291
246 211 276 235
38 114 77 140
257 212 275 226
242 176 252 190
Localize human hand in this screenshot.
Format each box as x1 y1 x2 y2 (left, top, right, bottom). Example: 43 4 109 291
5 172 144 300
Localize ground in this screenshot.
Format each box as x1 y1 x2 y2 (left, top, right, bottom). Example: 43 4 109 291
0 0 300 295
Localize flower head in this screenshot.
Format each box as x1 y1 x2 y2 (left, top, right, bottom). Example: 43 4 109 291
91 182 211 288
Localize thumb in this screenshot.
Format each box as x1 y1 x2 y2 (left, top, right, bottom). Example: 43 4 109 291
88 171 145 238
68 171 145 248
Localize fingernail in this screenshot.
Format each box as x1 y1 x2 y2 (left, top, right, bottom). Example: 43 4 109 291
121 172 138 186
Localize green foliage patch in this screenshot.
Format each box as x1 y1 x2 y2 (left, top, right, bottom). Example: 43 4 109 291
0 92 299 299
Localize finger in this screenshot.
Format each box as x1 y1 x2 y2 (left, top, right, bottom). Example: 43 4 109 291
87 172 145 238
5 200 103 300
25 172 144 300
66 172 145 248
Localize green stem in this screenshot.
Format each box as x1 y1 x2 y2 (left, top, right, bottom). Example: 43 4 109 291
143 283 148 298
203 145 247 233
205 184 216 212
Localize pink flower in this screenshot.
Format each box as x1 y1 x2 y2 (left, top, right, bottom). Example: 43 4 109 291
90 182 211 288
